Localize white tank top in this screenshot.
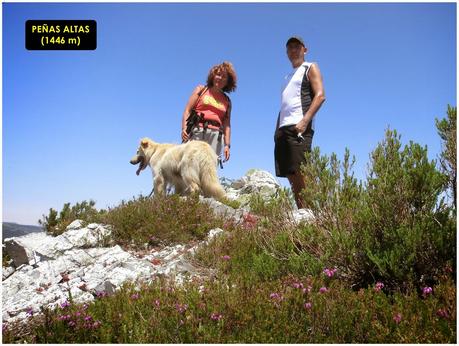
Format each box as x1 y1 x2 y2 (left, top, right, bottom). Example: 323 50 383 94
279 61 315 130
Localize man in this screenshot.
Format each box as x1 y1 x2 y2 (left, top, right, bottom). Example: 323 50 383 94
274 36 326 209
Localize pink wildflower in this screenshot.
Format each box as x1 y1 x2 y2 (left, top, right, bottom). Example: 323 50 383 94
303 285 312 294
93 321 102 329
175 303 188 314
60 300 71 309
26 307 34 317
154 299 160 308
58 314 71 321
393 313 402 324
292 282 304 289
221 255 231 261
374 282 385 292
323 268 337 278
84 315 93 322
96 291 108 299
130 293 140 300
242 213 258 230
422 286 433 297
68 321 76 327
210 312 223 321
436 308 448 319
319 287 328 294
270 292 282 300
304 302 312 310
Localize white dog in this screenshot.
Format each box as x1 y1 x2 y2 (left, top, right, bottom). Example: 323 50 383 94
130 137 226 199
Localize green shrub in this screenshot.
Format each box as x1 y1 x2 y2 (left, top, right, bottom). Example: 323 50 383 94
358 129 454 290
435 105 456 209
38 200 106 236
259 128 457 291
300 147 365 235
101 194 224 247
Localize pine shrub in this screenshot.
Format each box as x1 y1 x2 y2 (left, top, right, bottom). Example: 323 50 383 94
38 200 105 236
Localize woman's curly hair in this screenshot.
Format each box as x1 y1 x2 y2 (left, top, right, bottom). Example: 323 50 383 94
206 61 237 93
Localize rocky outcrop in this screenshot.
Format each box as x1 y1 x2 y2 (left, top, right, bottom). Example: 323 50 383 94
223 169 281 206
2 221 225 324
2 169 313 325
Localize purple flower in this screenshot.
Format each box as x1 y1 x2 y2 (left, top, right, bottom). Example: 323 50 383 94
26 307 34 317
319 287 328 294
154 299 160 308
304 302 312 310
323 268 337 278
270 292 282 300
93 321 102 329
422 286 433 297
292 282 304 289
221 255 231 261
60 300 71 309
175 303 188 314
393 313 402 324
436 308 448 319
130 293 140 300
210 312 223 321
96 291 108 299
68 321 76 327
58 314 71 321
374 282 385 292
303 285 312 294
84 315 93 322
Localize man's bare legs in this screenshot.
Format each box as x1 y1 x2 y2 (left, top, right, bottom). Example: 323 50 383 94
287 171 306 209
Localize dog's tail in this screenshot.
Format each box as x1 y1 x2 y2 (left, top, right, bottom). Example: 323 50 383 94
200 155 226 200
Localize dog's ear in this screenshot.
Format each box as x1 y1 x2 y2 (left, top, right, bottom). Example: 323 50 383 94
141 138 149 149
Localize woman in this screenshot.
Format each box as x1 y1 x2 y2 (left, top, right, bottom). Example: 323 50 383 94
181 61 237 164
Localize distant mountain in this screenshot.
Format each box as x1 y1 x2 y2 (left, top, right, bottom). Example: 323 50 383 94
2 222 44 241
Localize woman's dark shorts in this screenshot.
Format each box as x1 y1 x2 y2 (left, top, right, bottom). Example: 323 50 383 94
274 125 314 177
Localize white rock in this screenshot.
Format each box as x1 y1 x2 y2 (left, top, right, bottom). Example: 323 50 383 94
207 228 224 240
66 219 84 230
292 208 315 224
4 232 51 267
60 225 111 248
224 169 281 207
2 265 15 280
2 196 244 326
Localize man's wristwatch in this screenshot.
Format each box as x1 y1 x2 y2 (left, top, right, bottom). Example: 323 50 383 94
225 144 231 149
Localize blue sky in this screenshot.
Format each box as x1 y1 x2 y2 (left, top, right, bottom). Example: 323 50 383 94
3 2 456 225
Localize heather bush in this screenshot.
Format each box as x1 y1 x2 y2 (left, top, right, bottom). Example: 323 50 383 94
101 194 224 247
4 274 455 343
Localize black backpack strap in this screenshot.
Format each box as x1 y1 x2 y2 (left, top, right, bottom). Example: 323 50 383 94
222 92 232 120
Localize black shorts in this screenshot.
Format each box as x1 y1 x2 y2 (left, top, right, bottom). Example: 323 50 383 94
274 125 314 177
